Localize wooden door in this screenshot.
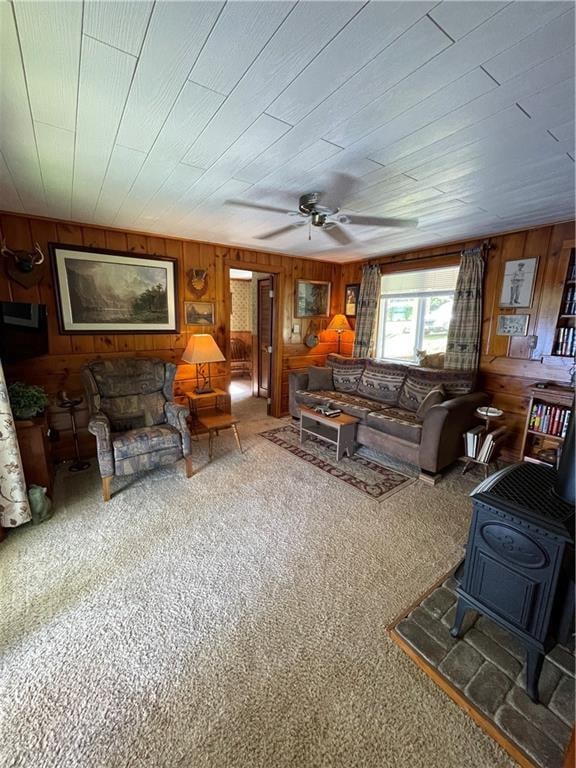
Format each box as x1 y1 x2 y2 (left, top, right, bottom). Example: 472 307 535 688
258 277 273 411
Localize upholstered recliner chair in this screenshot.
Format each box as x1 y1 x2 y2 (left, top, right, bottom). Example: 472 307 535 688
83 358 193 501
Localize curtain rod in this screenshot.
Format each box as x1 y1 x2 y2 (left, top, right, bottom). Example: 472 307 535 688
368 240 494 268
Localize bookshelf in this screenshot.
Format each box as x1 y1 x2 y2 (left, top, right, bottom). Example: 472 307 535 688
551 247 576 358
520 385 574 467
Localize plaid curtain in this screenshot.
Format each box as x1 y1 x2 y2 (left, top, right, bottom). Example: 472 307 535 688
445 247 484 371
353 263 381 358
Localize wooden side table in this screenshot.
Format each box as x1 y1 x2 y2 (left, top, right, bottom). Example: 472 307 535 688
183 387 231 421
299 406 358 461
197 410 243 461
14 415 54 497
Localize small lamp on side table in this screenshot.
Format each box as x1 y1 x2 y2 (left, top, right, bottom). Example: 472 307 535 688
182 334 226 394
326 313 352 354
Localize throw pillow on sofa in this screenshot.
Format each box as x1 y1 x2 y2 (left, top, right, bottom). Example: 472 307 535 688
357 360 407 404
326 355 365 393
308 366 334 391
416 384 446 419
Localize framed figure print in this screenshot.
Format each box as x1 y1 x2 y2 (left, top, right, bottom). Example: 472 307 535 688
295 280 331 317
50 244 178 333
496 314 529 336
499 258 538 308
345 283 360 316
184 302 215 326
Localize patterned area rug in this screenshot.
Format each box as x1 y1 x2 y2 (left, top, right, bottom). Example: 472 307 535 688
259 422 415 501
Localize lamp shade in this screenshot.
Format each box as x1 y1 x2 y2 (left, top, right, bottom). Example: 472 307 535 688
326 313 352 332
182 334 225 364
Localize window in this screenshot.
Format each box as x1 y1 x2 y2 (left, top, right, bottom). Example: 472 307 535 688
375 266 459 362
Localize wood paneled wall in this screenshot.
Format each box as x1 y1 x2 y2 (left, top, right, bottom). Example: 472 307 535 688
340 221 575 460
0 211 339 461
2 210 573 463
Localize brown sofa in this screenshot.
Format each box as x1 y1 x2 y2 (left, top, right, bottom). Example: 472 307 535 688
289 354 489 478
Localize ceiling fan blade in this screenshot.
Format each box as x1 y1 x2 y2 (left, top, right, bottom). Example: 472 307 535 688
225 199 295 215
345 214 418 228
322 224 354 246
255 222 306 240
320 173 358 210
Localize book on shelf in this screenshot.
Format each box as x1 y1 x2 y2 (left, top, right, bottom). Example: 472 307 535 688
553 326 576 357
528 402 573 437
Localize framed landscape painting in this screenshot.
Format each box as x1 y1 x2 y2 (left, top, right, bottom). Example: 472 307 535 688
50 244 178 333
184 301 214 326
295 279 331 317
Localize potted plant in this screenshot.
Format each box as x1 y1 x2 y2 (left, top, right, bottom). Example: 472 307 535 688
8 382 49 420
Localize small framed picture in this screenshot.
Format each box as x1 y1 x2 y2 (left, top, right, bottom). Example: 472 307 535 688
295 280 331 317
499 258 538 308
496 314 529 336
184 301 214 326
345 283 360 316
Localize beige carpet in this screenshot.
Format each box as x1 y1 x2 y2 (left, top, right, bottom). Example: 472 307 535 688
0 395 514 768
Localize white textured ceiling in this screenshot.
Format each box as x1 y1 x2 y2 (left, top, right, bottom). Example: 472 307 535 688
1 0 574 263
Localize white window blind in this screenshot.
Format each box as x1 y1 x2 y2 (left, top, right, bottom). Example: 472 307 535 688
381 266 459 296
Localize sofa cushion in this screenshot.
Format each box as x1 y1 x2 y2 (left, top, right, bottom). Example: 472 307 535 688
103 391 167 429
326 354 365 393
113 425 181 460
365 407 423 444
398 366 474 412
295 390 386 422
308 366 334 391
410 367 476 398
357 360 407 404
416 384 446 419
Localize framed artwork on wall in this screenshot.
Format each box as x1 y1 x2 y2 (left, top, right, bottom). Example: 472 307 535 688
295 279 331 317
184 301 215 326
50 244 178 333
499 258 538 308
496 314 529 336
345 283 360 316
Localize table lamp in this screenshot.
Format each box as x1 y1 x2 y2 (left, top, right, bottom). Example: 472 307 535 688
326 313 352 353
182 334 225 394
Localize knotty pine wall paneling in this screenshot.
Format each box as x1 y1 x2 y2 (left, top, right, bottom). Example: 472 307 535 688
0 212 339 461
340 221 575 460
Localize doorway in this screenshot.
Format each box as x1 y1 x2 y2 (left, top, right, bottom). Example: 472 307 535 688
229 267 275 416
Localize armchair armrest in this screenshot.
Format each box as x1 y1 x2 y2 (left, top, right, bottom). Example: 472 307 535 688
165 401 192 457
419 392 490 474
288 370 309 418
87 412 114 477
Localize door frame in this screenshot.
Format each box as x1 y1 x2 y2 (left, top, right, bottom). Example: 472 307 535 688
224 259 284 418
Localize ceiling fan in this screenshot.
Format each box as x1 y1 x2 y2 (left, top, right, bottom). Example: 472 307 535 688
225 174 418 246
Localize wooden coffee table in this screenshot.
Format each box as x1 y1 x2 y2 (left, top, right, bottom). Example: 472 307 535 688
299 406 358 461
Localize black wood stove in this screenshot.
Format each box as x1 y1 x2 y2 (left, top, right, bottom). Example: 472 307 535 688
451 461 574 703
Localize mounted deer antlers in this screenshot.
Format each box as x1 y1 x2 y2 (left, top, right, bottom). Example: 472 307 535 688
1 235 46 288
1 236 45 273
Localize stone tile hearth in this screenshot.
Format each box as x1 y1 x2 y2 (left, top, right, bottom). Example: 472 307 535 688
391 576 574 768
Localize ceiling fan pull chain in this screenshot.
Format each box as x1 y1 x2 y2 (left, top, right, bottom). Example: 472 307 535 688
308 218 312 241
